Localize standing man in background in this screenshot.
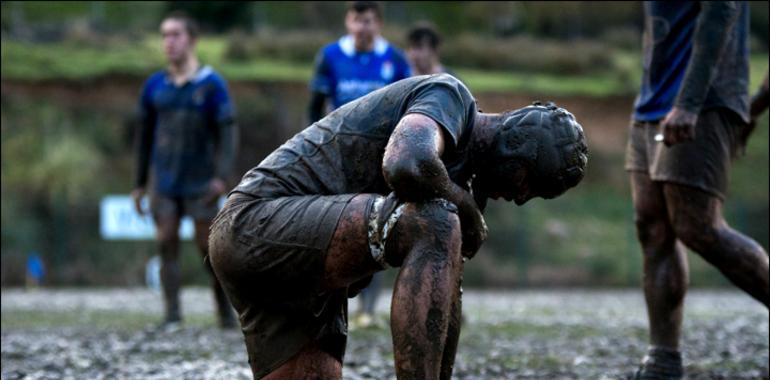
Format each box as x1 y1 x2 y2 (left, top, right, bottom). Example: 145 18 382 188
625 2 768 378
308 1 410 123
406 22 454 77
307 1 411 328
132 11 238 329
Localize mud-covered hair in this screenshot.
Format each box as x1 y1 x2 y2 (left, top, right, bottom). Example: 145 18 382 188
494 101 588 198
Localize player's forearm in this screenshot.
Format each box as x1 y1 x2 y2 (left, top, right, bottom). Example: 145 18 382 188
675 1 739 114
134 122 154 188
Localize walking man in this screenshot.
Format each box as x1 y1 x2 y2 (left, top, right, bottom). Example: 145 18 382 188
626 2 768 378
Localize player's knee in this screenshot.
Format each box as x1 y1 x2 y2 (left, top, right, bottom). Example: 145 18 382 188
386 199 461 266
634 212 672 252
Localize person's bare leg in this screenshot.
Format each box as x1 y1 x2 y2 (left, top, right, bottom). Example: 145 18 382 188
265 194 380 380
156 215 182 323
439 270 463 380
664 183 770 307
194 219 236 327
262 340 342 380
631 173 689 350
270 195 465 379
389 201 463 380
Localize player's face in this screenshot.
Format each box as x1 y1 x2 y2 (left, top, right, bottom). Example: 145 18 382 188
407 43 435 74
476 161 537 206
345 10 381 51
160 19 194 64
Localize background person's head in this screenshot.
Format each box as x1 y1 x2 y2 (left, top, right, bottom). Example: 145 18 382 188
407 22 441 75
160 11 199 65
475 102 588 205
345 1 383 52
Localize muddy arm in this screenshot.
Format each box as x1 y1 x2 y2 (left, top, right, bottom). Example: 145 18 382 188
383 113 487 257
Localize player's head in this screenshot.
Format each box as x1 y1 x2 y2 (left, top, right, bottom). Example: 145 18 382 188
475 102 588 205
345 1 382 51
407 22 441 75
160 11 199 64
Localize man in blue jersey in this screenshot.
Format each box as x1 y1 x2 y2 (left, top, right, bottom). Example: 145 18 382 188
307 1 411 123
308 1 411 328
626 2 768 378
132 11 238 329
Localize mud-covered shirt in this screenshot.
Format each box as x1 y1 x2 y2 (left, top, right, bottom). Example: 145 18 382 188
633 1 749 122
233 74 476 198
135 65 237 197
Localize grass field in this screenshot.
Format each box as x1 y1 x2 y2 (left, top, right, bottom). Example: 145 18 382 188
2 287 767 379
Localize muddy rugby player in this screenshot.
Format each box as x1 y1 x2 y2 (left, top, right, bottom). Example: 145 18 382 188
208 73 588 379
132 11 237 329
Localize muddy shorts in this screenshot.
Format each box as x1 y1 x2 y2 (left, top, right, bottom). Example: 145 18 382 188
624 108 745 200
209 192 405 379
150 191 220 221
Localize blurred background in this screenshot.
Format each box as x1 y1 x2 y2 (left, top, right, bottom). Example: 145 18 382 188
1 0 768 288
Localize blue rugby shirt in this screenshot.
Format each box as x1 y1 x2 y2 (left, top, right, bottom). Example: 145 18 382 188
634 1 749 122
310 35 411 109
135 65 237 197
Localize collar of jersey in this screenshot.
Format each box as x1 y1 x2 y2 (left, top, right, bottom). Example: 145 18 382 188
338 35 389 57
163 65 213 86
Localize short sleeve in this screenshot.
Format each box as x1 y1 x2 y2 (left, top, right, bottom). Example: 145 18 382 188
310 49 333 95
405 82 469 150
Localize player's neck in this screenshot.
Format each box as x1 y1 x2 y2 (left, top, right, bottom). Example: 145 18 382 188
354 35 378 52
168 55 200 85
469 113 499 167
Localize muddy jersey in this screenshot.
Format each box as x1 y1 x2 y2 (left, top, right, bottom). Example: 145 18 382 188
233 74 476 198
135 65 237 197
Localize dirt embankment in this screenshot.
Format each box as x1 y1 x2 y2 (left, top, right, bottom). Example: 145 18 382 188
1 78 635 156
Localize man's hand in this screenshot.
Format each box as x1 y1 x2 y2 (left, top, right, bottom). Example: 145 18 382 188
661 107 698 147
131 187 146 216
206 178 227 204
458 200 488 260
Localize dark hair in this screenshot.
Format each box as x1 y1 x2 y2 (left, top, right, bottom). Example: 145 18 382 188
348 1 382 19
408 22 441 50
163 10 200 39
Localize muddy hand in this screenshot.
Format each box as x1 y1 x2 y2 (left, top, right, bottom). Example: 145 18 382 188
660 107 697 147
460 206 487 259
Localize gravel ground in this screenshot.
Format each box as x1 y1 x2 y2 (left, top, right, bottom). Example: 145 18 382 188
2 287 767 379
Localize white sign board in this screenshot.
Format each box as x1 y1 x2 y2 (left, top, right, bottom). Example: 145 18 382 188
99 195 195 240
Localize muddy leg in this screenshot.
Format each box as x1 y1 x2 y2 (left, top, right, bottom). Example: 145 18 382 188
664 183 769 307
389 201 463 380
194 219 236 328
156 215 182 323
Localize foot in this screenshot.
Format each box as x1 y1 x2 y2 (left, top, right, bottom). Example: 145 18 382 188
632 346 683 380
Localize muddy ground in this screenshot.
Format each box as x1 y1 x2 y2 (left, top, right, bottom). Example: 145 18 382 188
1 287 767 379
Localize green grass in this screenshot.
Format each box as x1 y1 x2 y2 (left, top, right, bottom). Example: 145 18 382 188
4 36 766 95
